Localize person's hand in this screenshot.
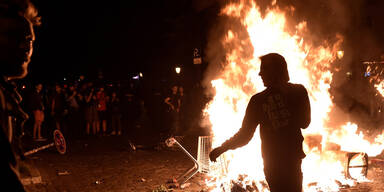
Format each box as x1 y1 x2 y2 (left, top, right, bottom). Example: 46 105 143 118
209 146 226 162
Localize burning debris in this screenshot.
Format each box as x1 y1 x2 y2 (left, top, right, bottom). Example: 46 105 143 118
229 175 264 192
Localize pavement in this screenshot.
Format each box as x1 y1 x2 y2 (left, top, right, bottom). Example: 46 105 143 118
18 133 384 192
22 133 209 192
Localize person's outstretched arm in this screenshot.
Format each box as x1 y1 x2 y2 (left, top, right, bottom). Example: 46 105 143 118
210 96 259 161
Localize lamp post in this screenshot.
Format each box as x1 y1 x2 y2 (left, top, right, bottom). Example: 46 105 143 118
175 67 181 74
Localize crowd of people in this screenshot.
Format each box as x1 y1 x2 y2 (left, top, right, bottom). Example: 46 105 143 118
18 79 199 145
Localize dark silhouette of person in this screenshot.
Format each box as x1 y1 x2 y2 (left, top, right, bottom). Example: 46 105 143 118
164 85 180 135
0 0 41 190
51 84 67 133
30 83 45 141
209 53 311 192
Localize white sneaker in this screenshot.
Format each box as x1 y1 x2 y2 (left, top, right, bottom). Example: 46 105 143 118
129 141 136 151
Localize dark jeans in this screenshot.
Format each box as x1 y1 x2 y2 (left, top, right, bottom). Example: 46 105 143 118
264 158 303 192
166 110 179 135
111 114 122 132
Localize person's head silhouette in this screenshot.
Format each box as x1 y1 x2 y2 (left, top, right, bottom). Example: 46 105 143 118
259 53 290 87
0 0 40 80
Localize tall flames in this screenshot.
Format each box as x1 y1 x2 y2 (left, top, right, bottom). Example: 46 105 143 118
204 1 384 191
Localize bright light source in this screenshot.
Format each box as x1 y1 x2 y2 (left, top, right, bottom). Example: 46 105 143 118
175 67 181 74
139 72 143 77
22 85 26 89
132 75 139 80
64 77 66 81
337 50 344 59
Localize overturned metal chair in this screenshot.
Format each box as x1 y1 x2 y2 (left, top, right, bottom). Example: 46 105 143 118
165 136 214 185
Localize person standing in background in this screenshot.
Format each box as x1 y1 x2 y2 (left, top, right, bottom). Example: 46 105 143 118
109 91 122 136
30 83 44 141
96 86 108 136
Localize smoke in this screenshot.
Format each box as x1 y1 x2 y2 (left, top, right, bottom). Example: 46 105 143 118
201 15 228 93
202 0 257 94
202 0 362 89
202 0 384 134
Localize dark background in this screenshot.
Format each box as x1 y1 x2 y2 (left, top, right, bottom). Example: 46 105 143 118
25 0 220 88
24 0 384 86
11 0 384 135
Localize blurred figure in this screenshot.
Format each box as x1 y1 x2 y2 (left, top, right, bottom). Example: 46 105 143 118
96 87 108 135
109 91 122 135
177 86 186 135
76 84 87 137
164 85 179 136
51 84 67 133
85 87 99 135
122 93 139 138
122 81 139 137
66 84 79 112
30 83 45 141
210 53 311 192
0 0 40 190
66 84 80 139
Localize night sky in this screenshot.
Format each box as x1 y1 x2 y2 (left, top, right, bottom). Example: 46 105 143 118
26 0 219 85
24 0 384 85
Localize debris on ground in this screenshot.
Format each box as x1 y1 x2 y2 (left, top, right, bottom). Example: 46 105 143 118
94 179 104 185
166 178 177 184
152 185 171 192
57 170 70 176
129 141 136 151
370 159 384 166
21 176 42 185
167 183 179 189
165 178 179 188
180 182 191 189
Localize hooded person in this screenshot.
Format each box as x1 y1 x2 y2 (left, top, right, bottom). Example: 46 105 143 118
209 53 311 192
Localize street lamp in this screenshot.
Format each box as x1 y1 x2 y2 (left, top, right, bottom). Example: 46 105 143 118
175 67 181 74
337 50 344 59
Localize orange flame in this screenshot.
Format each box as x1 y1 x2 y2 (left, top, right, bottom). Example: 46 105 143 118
375 81 384 97
204 1 384 191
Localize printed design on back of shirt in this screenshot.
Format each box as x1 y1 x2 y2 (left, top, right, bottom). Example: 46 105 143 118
262 94 291 132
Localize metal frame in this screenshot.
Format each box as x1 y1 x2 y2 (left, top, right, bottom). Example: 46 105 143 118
345 152 368 179
165 137 200 185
